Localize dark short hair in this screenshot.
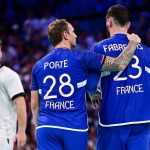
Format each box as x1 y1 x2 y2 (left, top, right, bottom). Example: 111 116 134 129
48 19 69 47
106 5 129 26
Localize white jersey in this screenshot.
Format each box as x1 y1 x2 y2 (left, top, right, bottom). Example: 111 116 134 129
0 66 25 139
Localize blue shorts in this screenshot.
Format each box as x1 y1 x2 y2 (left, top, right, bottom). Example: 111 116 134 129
96 123 150 150
36 127 88 150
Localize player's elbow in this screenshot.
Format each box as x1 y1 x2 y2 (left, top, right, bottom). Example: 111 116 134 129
118 64 126 71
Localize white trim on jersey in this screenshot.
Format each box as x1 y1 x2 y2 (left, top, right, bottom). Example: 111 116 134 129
101 71 111 78
36 125 88 132
145 66 150 74
77 79 87 88
38 89 42 94
98 113 150 127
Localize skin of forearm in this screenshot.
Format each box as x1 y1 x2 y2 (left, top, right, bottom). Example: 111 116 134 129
31 105 39 126
15 97 27 132
102 41 138 71
31 91 39 126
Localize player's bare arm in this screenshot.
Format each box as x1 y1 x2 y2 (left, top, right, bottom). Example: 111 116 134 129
102 34 141 71
14 96 27 148
31 91 39 126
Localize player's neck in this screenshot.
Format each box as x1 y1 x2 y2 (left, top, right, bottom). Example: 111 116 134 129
55 42 71 50
110 27 127 37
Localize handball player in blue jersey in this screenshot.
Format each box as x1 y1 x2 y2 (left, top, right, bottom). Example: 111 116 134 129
30 19 140 150
87 5 150 150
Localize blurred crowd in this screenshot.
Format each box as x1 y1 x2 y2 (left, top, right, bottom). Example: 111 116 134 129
0 0 150 149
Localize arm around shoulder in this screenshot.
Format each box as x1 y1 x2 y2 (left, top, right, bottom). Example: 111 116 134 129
102 34 141 71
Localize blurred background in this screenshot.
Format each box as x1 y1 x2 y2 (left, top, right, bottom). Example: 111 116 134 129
0 0 150 149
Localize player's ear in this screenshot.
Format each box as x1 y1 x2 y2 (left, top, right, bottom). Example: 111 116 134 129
127 21 131 30
63 31 69 40
106 18 112 28
0 52 2 62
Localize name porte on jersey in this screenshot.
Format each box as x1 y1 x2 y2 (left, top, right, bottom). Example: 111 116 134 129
45 100 74 110
116 83 144 95
44 60 68 70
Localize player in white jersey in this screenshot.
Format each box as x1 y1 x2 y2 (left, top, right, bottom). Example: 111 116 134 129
0 41 27 150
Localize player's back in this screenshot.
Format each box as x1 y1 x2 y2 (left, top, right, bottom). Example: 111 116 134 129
93 34 150 126
31 48 102 131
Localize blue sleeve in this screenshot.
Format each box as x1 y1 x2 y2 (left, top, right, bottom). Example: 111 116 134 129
30 65 38 91
86 73 100 94
142 46 150 67
87 44 103 94
146 47 150 56
90 44 95 52
90 43 102 53
82 51 104 72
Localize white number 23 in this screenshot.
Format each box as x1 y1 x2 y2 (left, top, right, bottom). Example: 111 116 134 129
114 56 142 81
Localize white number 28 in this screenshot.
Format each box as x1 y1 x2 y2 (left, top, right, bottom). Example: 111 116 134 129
43 73 74 100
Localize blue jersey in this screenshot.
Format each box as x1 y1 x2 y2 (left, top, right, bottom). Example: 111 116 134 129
88 34 150 126
31 48 104 131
